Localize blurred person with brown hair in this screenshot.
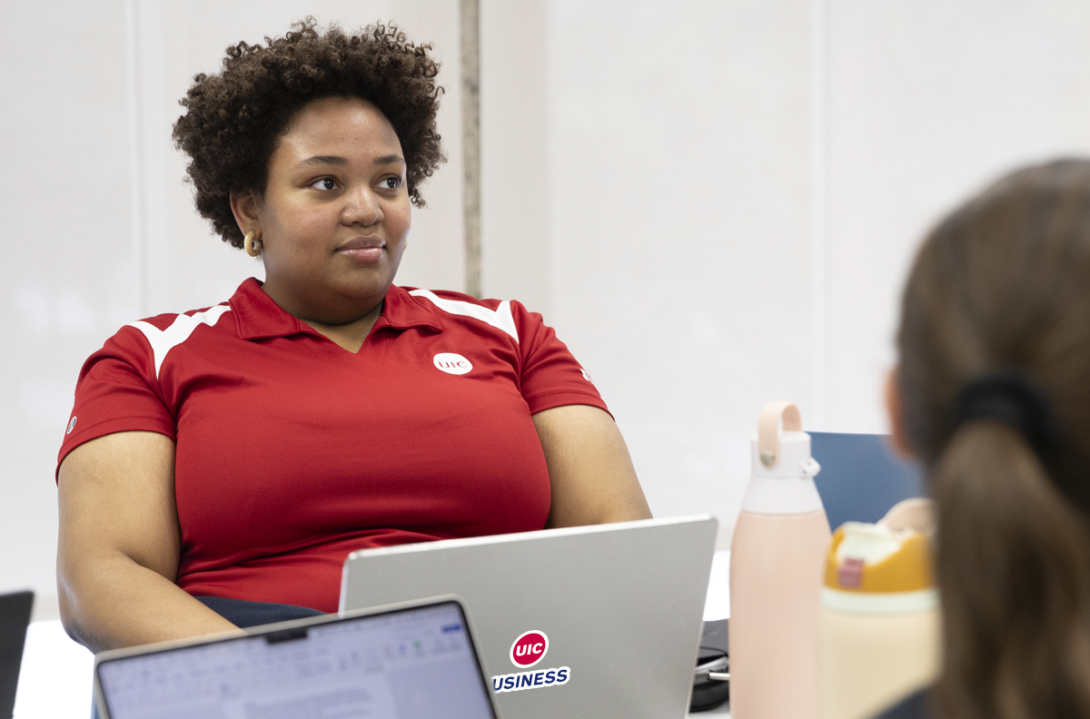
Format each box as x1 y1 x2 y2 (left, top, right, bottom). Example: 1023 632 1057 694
880 158 1090 718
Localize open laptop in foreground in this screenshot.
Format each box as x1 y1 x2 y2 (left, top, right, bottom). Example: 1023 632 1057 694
340 515 718 719
94 597 498 719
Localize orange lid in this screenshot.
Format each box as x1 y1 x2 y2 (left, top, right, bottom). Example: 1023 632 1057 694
823 522 934 594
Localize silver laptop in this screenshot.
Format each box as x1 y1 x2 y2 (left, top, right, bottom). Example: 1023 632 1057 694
340 515 718 719
94 597 498 719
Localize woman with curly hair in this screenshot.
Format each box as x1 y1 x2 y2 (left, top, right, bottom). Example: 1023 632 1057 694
55 19 651 652
876 159 1090 719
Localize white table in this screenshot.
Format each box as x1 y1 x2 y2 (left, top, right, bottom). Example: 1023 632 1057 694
13 620 94 719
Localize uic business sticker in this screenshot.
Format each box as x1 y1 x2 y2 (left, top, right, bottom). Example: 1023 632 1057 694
492 630 571 693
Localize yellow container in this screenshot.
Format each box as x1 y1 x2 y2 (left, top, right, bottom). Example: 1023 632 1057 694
818 499 940 719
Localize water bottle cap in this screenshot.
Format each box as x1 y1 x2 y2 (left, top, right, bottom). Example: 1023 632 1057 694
742 402 825 513
750 431 818 478
822 500 936 613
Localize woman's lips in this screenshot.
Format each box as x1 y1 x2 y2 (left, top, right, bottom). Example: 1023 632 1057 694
337 237 386 263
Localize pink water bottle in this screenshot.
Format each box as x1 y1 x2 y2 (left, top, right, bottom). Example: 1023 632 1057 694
730 402 832 719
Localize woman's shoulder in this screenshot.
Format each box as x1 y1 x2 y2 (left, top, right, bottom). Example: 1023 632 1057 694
110 279 256 339
101 301 234 360
89 281 259 373
394 285 515 311
124 302 232 336
391 286 545 342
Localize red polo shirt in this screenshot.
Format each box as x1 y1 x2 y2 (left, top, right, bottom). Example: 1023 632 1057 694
58 279 608 612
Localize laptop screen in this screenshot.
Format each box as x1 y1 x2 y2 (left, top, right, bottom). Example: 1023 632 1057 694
96 601 496 719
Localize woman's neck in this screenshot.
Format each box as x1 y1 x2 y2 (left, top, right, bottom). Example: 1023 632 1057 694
299 302 384 353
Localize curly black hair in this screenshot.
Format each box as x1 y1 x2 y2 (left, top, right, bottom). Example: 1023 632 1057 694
173 18 446 248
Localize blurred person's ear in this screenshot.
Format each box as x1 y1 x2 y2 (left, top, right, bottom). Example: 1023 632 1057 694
885 367 913 459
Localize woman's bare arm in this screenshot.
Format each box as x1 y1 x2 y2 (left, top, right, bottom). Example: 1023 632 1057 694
57 431 239 652
533 405 653 528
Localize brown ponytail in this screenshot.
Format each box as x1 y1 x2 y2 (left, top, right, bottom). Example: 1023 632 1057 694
931 423 1090 718
897 159 1090 718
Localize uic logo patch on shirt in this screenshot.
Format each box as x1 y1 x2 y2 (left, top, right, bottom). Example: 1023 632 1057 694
433 353 473 375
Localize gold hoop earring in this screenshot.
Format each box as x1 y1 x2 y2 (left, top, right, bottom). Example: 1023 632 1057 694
244 231 263 257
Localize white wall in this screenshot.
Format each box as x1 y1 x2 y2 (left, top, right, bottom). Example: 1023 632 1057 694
535 0 1090 545
824 0 1090 432
480 0 553 318
544 0 817 548
6 0 1090 616
3 0 135 619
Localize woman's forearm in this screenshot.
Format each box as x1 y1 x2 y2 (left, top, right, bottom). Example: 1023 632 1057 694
59 550 239 653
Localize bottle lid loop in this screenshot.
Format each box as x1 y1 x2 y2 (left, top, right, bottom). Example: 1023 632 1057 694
757 402 802 469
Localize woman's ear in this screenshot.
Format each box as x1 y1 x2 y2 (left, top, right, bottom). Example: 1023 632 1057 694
886 367 914 459
229 191 261 237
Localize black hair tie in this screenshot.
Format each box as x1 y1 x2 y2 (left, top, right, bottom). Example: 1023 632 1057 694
953 372 1061 454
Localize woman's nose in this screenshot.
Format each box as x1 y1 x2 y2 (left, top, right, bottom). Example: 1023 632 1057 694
342 185 383 226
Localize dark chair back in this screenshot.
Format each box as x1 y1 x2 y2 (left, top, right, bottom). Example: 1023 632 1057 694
810 432 925 532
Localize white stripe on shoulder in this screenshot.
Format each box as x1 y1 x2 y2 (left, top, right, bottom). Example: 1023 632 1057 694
409 289 518 343
129 304 232 378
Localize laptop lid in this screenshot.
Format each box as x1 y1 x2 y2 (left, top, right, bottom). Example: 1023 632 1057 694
340 515 718 719
94 597 498 719
0 590 34 719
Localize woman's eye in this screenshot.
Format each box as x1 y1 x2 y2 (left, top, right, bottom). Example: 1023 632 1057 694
311 178 337 191
379 176 403 190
